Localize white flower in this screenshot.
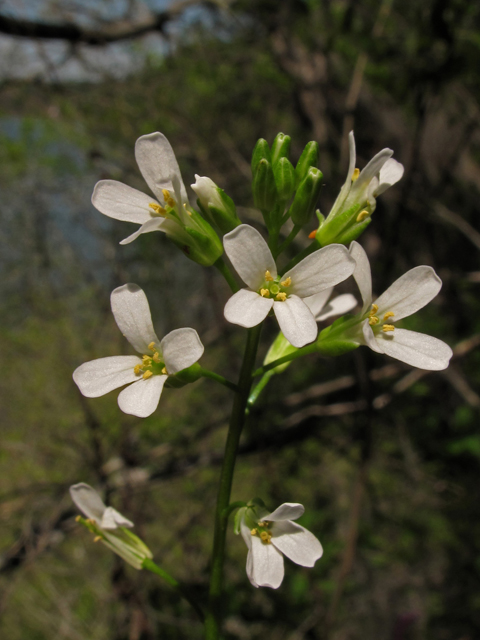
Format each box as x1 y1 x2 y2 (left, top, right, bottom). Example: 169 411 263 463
70 483 152 570
329 131 404 219
191 175 222 210
349 241 453 370
92 132 194 246
223 224 356 348
239 502 323 589
73 283 204 417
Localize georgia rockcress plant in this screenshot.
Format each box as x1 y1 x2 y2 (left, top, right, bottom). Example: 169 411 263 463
71 131 453 638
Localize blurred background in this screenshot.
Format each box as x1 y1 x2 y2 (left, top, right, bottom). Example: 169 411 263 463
1 1 480 638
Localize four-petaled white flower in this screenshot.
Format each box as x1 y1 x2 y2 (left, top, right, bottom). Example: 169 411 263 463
73 283 204 417
92 132 194 246
239 502 323 589
70 483 152 570
349 241 453 370
329 131 404 220
223 224 356 348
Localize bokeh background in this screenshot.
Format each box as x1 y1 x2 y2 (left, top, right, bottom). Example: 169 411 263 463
1 1 480 638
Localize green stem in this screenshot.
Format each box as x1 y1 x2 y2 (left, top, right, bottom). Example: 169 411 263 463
199 367 238 393
214 257 239 293
253 342 318 377
246 369 276 412
204 323 263 639
142 558 204 622
275 224 301 258
280 238 321 275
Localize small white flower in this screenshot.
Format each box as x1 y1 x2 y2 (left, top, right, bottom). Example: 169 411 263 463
329 131 404 219
239 502 323 589
349 241 453 370
223 224 356 348
191 175 222 210
92 132 193 246
70 483 152 570
73 283 204 417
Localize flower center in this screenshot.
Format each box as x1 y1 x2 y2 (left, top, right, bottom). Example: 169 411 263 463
250 520 273 544
133 342 168 379
149 202 166 217
368 304 395 333
258 270 292 302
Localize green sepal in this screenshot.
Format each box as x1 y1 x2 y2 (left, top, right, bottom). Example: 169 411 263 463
289 167 323 226
295 141 319 186
315 316 360 356
273 157 296 202
251 138 271 173
264 331 297 374
165 363 203 388
197 188 241 235
335 217 372 245
316 202 361 246
271 132 291 167
252 158 278 211
177 213 223 266
234 507 247 535
249 497 267 510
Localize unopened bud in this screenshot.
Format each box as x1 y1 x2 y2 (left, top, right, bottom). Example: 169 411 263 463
295 141 319 186
252 158 278 211
251 138 271 174
273 157 296 202
289 167 323 226
271 132 291 167
191 175 241 234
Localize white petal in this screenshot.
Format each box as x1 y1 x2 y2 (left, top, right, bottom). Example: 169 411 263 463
161 328 204 374
240 516 253 551
273 296 317 348
110 284 160 354
250 535 285 589
271 520 323 567
329 131 356 218
317 294 357 321
246 550 259 588
303 288 332 318
73 356 141 398
264 503 305 522
119 217 167 245
376 158 404 195
117 375 167 418
224 289 273 328
376 328 453 370
135 132 188 204
91 180 156 224
284 244 355 299
362 319 384 353
349 241 372 313
223 225 276 290
351 148 393 193
69 483 106 524
101 506 134 530
374 266 442 320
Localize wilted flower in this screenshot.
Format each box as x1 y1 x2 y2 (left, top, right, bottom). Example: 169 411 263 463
73 283 204 417
349 241 453 370
223 224 356 348
237 501 323 589
70 483 152 570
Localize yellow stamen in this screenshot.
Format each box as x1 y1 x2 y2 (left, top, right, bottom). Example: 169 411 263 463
134 364 142 375
143 370 153 379
260 288 270 298
86 519 96 525
161 367 167 375
152 352 161 363
162 189 176 207
369 316 379 326
369 304 378 316
257 521 270 527
250 528 258 536
142 355 152 364
382 324 395 332
356 209 369 222
275 292 287 302
280 277 291 287
148 342 156 351
383 311 395 321
149 202 166 216
260 531 272 544
264 270 274 282
93 536 102 543
75 515 81 522
352 168 360 182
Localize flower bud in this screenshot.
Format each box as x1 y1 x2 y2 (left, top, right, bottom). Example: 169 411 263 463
172 209 223 266
191 175 241 234
252 158 278 211
295 141 319 186
165 362 202 388
251 138 271 173
273 157 296 202
289 167 323 226
271 132 291 167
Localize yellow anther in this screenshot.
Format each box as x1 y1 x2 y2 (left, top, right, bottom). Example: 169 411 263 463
86 519 95 525
250 528 258 536
75 515 81 522
161 367 167 375
260 288 270 298
143 370 153 379
383 311 395 321
142 355 152 364
134 364 142 375
264 270 274 282
280 277 292 287
356 209 370 222
352 168 360 181
149 202 166 216
382 324 395 332
369 304 379 316
257 521 270 527
369 316 379 326
275 292 287 302
152 352 161 363
162 189 176 207
93 536 102 543
148 342 156 351
260 531 272 544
